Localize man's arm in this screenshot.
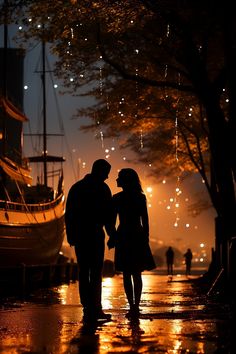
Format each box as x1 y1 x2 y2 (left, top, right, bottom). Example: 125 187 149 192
65 186 77 246
105 191 117 249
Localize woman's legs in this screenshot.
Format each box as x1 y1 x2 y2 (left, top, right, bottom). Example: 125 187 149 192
133 272 142 310
123 272 134 308
123 271 142 317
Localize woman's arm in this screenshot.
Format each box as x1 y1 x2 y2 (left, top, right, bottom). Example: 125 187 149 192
141 194 149 239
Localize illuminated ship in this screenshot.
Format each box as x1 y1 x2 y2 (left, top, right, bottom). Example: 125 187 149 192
0 38 65 266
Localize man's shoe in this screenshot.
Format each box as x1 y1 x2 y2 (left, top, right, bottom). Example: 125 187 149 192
82 308 97 323
96 310 112 320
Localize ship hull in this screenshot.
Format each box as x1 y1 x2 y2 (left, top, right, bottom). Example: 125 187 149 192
0 195 65 266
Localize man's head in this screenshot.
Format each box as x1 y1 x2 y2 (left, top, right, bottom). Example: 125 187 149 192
91 159 111 181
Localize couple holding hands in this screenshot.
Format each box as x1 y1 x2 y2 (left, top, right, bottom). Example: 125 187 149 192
65 159 156 322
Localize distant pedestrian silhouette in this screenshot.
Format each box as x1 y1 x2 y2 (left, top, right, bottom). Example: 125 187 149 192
65 159 115 322
108 168 156 319
166 246 174 276
184 248 193 275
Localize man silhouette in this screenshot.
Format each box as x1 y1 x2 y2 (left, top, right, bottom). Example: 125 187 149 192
166 246 174 276
184 248 193 276
65 159 114 322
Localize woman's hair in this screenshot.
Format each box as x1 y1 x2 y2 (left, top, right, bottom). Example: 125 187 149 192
118 168 143 192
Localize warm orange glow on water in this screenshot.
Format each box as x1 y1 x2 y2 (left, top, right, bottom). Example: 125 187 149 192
0 274 225 353
57 283 80 305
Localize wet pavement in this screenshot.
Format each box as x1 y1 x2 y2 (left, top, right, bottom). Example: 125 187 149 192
0 272 233 353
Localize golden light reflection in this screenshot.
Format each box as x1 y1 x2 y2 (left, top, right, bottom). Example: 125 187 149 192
171 319 182 335
173 338 183 352
57 283 80 305
142 273 153 288
102 277 114 310
57 284 68 305
0 275 221 354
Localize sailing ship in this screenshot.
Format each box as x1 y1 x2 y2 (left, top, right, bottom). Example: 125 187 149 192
0 26 65 266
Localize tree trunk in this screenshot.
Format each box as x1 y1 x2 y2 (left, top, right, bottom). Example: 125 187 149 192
205 99 236 294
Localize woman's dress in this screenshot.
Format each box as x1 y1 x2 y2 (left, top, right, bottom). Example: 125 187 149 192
113 191 156 272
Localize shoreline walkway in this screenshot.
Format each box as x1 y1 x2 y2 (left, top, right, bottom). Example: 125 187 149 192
0 272 233 353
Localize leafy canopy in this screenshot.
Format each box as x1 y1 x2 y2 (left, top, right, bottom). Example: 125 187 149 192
1 0 229 185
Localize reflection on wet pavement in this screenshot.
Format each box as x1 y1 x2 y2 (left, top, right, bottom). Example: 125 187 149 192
0 273 232 353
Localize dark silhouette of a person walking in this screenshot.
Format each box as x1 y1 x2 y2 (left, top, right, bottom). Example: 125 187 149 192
166 246 174 276
184 248 193 275
65 159 115 322
108 168 156 318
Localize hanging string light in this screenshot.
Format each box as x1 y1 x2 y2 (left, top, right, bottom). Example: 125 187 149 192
163 63 182 227
96 55 106 150
134 48 144 150
99 55 103 97
166 23 170 38
173 73 182 227
140 129 144 149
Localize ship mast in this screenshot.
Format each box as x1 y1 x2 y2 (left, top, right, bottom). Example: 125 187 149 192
3 1 7 98
42 39 47 187
2 0 8 157
27 35 65 182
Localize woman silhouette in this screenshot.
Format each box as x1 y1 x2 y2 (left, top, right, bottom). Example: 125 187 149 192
108 168 156 318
